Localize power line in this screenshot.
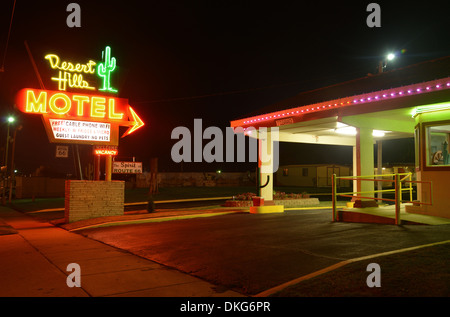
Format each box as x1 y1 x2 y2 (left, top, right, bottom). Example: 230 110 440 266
136 80 308 104
135 69 367 105
0 0 17 72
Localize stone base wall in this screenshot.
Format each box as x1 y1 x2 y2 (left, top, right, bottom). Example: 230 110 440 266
224 198 320 208
65 180 124 223
273 198 320 207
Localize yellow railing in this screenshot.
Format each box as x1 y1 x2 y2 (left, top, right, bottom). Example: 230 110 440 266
331 173 432 225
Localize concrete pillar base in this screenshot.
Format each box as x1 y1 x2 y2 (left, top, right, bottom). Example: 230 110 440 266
249 205 284 214
352 199 379 208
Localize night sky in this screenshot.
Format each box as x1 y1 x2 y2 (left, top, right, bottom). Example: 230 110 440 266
0 1 449 176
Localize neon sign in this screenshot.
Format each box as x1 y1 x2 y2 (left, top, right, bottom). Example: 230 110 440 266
98 46 118 93
95 149 118 155
44 46 118 93
16 88 145 145
45 54 97 91
94 145 118 156
16 46 144 147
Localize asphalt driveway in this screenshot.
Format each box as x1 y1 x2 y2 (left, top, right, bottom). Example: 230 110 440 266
77 209 450 296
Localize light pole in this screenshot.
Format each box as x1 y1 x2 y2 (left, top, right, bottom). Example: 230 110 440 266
9 124 22 203
4 116 14 168
2 116 14 205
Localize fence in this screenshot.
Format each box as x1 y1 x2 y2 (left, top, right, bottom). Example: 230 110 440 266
15 176 66 199
331 173 433 225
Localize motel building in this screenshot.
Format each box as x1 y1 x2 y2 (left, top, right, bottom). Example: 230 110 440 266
230 56 450 223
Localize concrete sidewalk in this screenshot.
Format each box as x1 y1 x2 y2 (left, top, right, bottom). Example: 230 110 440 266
0 206 244 297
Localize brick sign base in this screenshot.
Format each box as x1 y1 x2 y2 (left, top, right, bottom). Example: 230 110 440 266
65 180 124 223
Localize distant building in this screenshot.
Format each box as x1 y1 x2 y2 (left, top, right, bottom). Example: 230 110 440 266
275 164 351 188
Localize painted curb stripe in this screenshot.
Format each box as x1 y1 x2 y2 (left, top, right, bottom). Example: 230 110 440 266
27 197 233 213
68 211 235 232
254 239 450 297
254 261 351 297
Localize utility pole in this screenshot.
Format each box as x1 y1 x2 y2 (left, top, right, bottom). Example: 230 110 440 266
9 125 22 202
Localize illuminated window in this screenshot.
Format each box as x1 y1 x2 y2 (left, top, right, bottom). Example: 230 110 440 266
283 168 288 176
426 123 450 166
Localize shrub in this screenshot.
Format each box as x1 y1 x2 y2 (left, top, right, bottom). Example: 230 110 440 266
273 191 304 200
233 192 256 201
233 191 308 201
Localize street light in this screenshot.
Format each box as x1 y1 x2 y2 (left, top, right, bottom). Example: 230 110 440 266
378 53 396 73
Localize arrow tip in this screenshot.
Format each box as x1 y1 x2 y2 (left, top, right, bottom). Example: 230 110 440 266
122 106 144 137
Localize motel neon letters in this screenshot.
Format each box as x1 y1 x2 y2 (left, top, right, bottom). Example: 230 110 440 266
18 88 126 120
45 54 97 91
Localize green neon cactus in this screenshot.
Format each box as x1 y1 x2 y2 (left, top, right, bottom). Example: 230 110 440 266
97 46 118 93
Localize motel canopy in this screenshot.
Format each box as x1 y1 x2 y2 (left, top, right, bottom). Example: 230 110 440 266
231 56 450 219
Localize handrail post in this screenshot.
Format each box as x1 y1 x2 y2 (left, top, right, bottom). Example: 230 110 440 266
409 173 413 203
332 173 337 222
395 173 401 225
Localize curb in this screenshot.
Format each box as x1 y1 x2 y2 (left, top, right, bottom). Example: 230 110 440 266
66 210 245 232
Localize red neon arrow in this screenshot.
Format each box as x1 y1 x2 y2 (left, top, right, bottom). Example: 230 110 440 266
121 106 145 137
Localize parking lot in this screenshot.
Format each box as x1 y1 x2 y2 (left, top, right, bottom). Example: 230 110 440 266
77 209 450 296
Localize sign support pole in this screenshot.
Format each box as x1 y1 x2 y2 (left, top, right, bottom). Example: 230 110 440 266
75 145 83 180
105 155 112 181
94 155 100 180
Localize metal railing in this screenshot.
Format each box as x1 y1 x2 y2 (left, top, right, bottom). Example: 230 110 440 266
332 173 433 225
